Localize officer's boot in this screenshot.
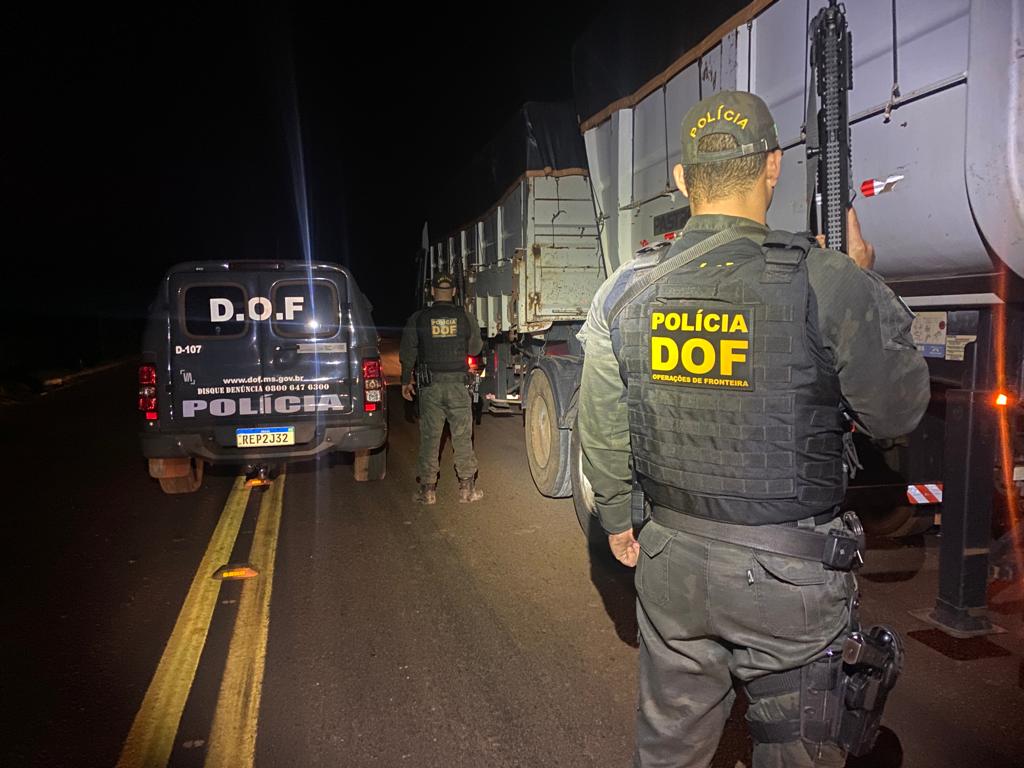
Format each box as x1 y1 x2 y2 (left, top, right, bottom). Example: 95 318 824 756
458 477 483 503
414 483 436 505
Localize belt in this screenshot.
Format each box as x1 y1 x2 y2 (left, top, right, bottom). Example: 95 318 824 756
651 506 860 569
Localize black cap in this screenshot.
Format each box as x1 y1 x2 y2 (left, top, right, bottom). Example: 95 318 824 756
432 274 454 290
680 90 780 165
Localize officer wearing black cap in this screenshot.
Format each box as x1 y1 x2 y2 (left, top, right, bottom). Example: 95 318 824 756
399 273 484 504
577 91 929 766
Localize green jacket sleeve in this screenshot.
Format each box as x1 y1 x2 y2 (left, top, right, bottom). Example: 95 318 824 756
398 312 421 385
577 267 634 534
809 252 930 438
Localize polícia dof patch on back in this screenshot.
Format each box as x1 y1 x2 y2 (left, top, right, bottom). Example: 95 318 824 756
649 306 753 390
431 318 458 338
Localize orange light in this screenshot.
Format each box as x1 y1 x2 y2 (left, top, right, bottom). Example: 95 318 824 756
213 564 260 581
996 393 1009 406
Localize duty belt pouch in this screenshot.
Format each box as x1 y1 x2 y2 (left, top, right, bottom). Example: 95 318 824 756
631 471 650 537
415 364 432 389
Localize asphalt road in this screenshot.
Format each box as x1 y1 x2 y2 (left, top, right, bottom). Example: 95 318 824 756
1 348 1022 767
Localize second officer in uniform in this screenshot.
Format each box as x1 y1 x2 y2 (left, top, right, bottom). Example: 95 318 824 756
400 274 484 504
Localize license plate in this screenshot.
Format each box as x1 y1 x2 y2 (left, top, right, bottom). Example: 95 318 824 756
236 426 295 447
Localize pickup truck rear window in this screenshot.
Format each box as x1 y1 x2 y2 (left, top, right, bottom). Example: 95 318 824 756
271 280 340 339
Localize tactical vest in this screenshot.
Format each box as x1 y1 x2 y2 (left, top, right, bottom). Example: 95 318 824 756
416 301 469 373
611 231 847 525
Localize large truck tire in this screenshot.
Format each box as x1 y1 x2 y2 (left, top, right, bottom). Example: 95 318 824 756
353 444 387 481
570 422 606 546
525 368 572 497
151 457 204 495
860 504 934 538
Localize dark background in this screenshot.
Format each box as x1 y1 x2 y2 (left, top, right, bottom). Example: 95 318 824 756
0 3 607 380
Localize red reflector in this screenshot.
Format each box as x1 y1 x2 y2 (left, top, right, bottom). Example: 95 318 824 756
139 396 157 412
364 402 378 412
145 412 159 421
362 359 381 379
139 365 157 385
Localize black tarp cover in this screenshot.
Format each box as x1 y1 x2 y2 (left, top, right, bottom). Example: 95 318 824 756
431 101 588 238
572 0 765 129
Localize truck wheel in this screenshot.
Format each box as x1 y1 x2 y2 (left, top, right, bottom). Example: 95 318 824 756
570 422 605 546
153 457 204 494
861 504 934 538
525 368 572 497
353 444 387 481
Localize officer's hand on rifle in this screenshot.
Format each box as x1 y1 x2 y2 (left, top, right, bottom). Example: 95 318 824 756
402 381 416 401
814 207 876 271
609 529 640 568
846 206 875 270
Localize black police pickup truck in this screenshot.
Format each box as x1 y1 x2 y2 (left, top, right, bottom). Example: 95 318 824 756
139 261 387 493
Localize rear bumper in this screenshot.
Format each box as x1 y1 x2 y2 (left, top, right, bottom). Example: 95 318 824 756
141 421 386 464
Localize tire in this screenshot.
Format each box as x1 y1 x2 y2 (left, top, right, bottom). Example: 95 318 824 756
353 444 387 481
156 457 204 494
525 368 572 497
861 504 934 538
570 421 606 546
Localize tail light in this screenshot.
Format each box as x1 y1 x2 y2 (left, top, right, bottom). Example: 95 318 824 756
362 358 383 412
467 355 479 372
138 364 158 420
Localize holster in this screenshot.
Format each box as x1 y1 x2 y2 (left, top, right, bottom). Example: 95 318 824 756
744 621 904 757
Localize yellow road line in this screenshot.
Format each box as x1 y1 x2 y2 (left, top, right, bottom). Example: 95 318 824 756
205 470 286 768
117 477 252 768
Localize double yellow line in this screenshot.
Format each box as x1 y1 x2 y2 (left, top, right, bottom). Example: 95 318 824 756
117 472 286 768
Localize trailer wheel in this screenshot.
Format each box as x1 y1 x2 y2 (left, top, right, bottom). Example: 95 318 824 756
570 421 606 546
525 368 572 497
861 504 934 538
353 444 387 481
152 457 205 495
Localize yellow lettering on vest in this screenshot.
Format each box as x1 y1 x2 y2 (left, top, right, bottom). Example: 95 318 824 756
729 314 749 333
704 314 720 333
681 338 715 375
652 337 678 371
680 314 694 332
651 312 665 330
690 127 697 138
719 340 748 376
724 109 735 122
737 117 748 129
665 313 680 331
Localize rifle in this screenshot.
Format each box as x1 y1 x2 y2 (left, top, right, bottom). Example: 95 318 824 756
807 0 853 253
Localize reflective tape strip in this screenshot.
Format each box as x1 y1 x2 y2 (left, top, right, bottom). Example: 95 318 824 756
906 483 943 504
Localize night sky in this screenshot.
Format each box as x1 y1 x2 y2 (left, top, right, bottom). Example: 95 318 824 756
1 3 605 375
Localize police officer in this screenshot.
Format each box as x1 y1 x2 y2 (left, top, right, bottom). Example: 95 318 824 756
577 91 930 767
400 273 484 504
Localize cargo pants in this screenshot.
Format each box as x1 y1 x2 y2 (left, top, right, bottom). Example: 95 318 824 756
634 517 855 768
416 376 479 484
